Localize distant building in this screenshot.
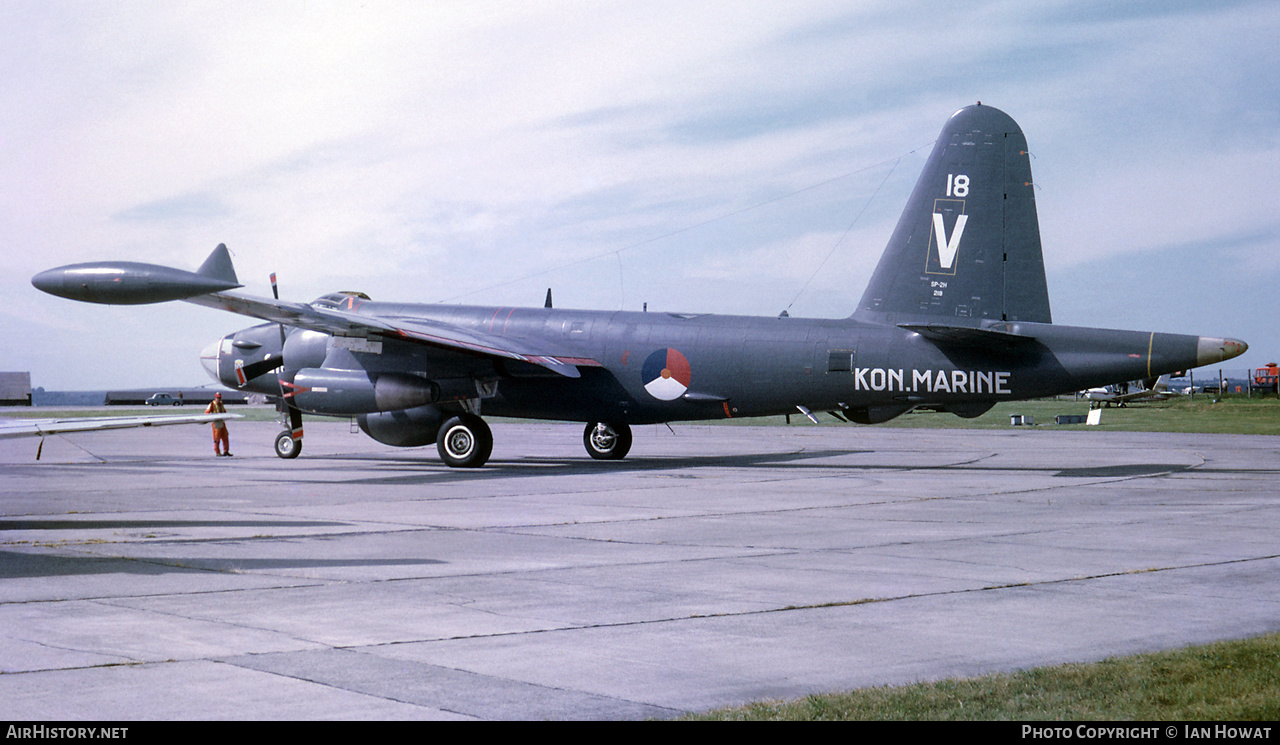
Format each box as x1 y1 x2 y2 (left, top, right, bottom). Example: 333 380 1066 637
0 372 33 406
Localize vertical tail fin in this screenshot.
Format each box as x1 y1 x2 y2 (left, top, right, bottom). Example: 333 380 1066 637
854 104 1051 324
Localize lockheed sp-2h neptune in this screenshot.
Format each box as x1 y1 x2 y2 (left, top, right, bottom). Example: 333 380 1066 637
33 105 1247 467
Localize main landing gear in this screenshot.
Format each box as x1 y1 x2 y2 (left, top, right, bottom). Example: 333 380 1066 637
436 413 493 468
434 417 633 468
277 408 633 469
583 421 632 460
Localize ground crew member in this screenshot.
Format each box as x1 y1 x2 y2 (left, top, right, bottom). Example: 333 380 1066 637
206 392 232 457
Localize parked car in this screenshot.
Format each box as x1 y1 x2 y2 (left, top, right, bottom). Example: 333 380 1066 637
145 393 183 406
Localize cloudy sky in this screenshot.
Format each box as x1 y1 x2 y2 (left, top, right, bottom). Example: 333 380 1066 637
4 0 1278 390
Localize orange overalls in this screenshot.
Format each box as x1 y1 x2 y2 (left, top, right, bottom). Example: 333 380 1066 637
206 399 230 455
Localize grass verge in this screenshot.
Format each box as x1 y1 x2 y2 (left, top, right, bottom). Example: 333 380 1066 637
687 633 1280 721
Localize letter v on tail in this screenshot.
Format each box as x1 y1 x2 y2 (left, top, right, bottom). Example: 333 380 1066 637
932 211 968 270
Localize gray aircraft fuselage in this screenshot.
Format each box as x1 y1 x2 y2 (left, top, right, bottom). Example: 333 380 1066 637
212 299 1231 426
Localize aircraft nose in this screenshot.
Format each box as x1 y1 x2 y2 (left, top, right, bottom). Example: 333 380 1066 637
1196 337 1248 366
200 338 224 383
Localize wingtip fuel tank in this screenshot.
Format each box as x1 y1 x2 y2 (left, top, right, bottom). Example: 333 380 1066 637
32 244 242 304
31 262 241 304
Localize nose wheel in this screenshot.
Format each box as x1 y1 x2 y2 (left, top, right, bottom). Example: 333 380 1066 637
584 421 632 460
274 401 304 459
274 430 302 459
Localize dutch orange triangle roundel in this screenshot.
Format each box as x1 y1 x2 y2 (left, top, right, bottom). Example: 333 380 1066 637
641 348 691 401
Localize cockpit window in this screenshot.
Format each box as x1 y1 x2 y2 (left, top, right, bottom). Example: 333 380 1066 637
312 291 372 309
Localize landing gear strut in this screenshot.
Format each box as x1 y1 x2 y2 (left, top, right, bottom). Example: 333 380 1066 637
583 421 632 460
437 413 493 468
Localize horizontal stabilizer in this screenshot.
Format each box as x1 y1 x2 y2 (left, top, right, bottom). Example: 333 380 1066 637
899 323 1037 351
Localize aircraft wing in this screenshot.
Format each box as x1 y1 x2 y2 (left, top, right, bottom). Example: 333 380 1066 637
187 292 381 335
1087 373 1174 405
1106 387 1162 404
33 246 599 378
0 413 243 440
1085 386 1168 405
187 292 599 378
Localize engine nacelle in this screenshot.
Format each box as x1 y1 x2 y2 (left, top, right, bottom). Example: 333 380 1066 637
283 329 331 371
290 369 439 415
358 404 445 447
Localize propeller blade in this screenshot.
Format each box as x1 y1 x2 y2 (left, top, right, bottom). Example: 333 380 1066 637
269 271 303 452
235 356 285 386
271 272 286 349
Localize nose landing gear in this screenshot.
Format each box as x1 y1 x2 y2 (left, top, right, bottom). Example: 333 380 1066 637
274 430 302 459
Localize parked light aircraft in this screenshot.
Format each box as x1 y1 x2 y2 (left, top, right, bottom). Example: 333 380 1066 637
32 105 1246 467
1084 375 1177 408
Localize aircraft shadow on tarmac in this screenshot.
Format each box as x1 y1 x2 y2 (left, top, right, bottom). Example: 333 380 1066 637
6 447 1209 485
289 448 869 486
265 448 1203 486
0 518 450 579
0 547 444 579
0 519 348 531
1051 464 1193 478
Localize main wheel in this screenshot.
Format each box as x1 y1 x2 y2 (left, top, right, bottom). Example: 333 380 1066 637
274 430 302 459
583 421 632 460
436 414 493 468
